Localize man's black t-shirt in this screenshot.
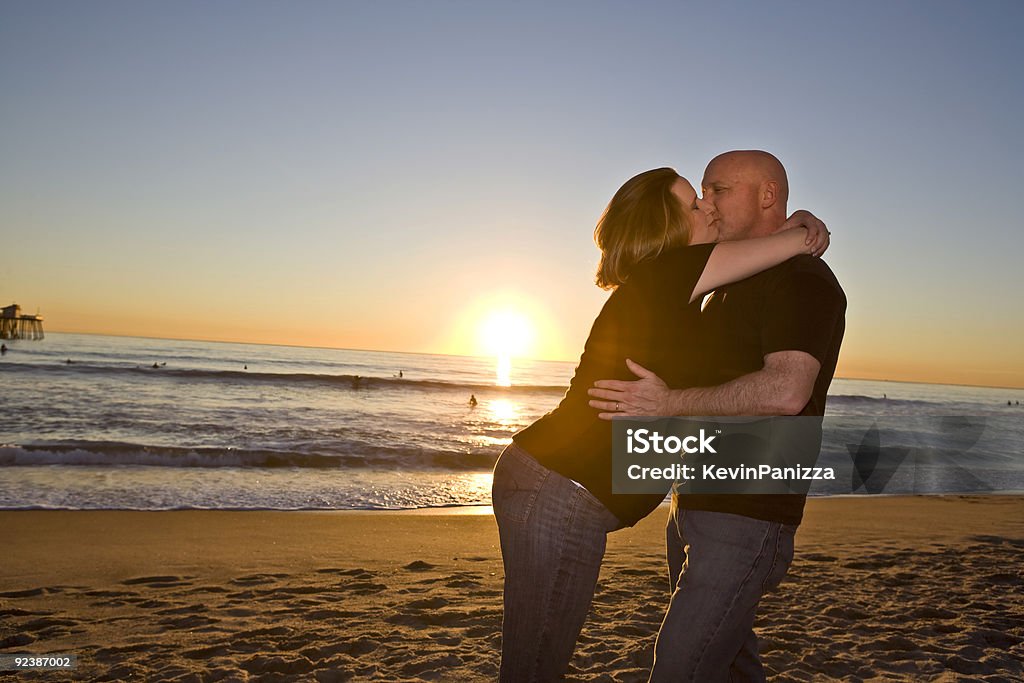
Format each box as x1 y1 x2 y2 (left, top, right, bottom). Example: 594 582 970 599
513 243 716 528
677 254 846 525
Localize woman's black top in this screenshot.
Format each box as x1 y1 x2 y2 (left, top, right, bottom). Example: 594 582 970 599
513 243 715 528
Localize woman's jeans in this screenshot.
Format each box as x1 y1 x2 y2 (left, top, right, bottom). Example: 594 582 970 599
492 442 621 682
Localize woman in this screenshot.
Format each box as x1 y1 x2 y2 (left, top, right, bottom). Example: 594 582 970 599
491 167 828 682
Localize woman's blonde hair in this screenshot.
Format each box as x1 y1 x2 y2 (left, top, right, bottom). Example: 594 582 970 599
594 167 692 290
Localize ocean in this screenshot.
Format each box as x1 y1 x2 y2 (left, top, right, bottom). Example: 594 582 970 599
2 332 1022 510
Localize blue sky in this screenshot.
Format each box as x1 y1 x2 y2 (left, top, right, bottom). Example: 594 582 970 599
2 0 1023 386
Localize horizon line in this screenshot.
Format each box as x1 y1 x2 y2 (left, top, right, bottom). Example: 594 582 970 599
34 328 1024 393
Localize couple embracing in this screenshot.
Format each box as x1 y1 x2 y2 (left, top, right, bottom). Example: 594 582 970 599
491 150 846 682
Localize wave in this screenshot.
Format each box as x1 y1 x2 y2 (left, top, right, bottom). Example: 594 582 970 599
827 393 942 408
6 362 1009 408
0 361 569 394
0 440 500 471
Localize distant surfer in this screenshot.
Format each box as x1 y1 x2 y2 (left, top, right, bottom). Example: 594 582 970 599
66 358 72 364
352 375 361 389
0 343 7 354
469 394 478 407
244 364 248 370
398 370 403 378
152 362 160 369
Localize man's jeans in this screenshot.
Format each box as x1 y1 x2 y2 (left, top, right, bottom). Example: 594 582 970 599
649 497 796 683
492 442 621 683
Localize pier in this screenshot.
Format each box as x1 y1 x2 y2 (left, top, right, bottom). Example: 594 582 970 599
1 304 44 340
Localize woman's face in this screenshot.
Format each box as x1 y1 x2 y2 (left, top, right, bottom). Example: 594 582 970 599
671 177 717 244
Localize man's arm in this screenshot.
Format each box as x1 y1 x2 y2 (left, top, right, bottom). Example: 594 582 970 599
587 351 820 418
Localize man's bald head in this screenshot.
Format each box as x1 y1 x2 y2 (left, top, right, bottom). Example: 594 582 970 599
702 150 790 240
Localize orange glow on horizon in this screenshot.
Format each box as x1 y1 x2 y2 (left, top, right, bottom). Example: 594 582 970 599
39 307 1024 391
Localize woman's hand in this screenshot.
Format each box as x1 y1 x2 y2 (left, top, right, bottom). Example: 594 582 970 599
587 359 676 420
781 209 830 257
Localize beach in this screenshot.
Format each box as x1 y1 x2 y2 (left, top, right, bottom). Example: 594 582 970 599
2 495 1023 681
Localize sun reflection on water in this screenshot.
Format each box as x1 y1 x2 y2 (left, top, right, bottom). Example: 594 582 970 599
496 353 512 387
488 398 520 426
471 470 494 492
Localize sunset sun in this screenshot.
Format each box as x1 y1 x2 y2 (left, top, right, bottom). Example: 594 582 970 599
478 309 536 386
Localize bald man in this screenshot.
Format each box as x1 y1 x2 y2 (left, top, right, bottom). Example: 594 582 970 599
589 151 846 681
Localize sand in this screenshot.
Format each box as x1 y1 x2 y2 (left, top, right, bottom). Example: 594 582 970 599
2 496 1023 681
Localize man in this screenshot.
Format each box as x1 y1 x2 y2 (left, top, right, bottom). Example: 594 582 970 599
588 150 846 681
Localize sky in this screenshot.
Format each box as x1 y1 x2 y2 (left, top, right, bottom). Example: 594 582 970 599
1 0 1023 388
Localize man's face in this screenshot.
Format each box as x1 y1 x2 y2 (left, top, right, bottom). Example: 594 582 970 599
700 156 763 241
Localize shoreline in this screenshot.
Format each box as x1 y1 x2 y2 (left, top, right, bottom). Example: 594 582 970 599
4 489 1024 515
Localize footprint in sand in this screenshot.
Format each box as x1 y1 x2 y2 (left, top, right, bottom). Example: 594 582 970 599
154 604 208 616
463 624 498 638
271 585 325 596
0 587 53 598
93 643 168 658
1 634 36 648
405 596 449 610
121 574 195 587
399 653 464 677
82 589 135 598
182 643 233 660
230 573 290 585
302 608 355 620
239 654 316 677
158 614 221 630
404 560 436 571
21 617 77 632
123 598 174 609
983 571 1023 585
904 605 956 620
332 580 388 595
800 553 838 563
967 629 1023 649
316 567 374 577
336 638 380 656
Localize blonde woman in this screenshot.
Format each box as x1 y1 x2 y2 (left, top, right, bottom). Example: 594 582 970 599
491 167 829 682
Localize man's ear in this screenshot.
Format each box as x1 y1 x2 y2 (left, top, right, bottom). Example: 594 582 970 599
761 180 779 209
